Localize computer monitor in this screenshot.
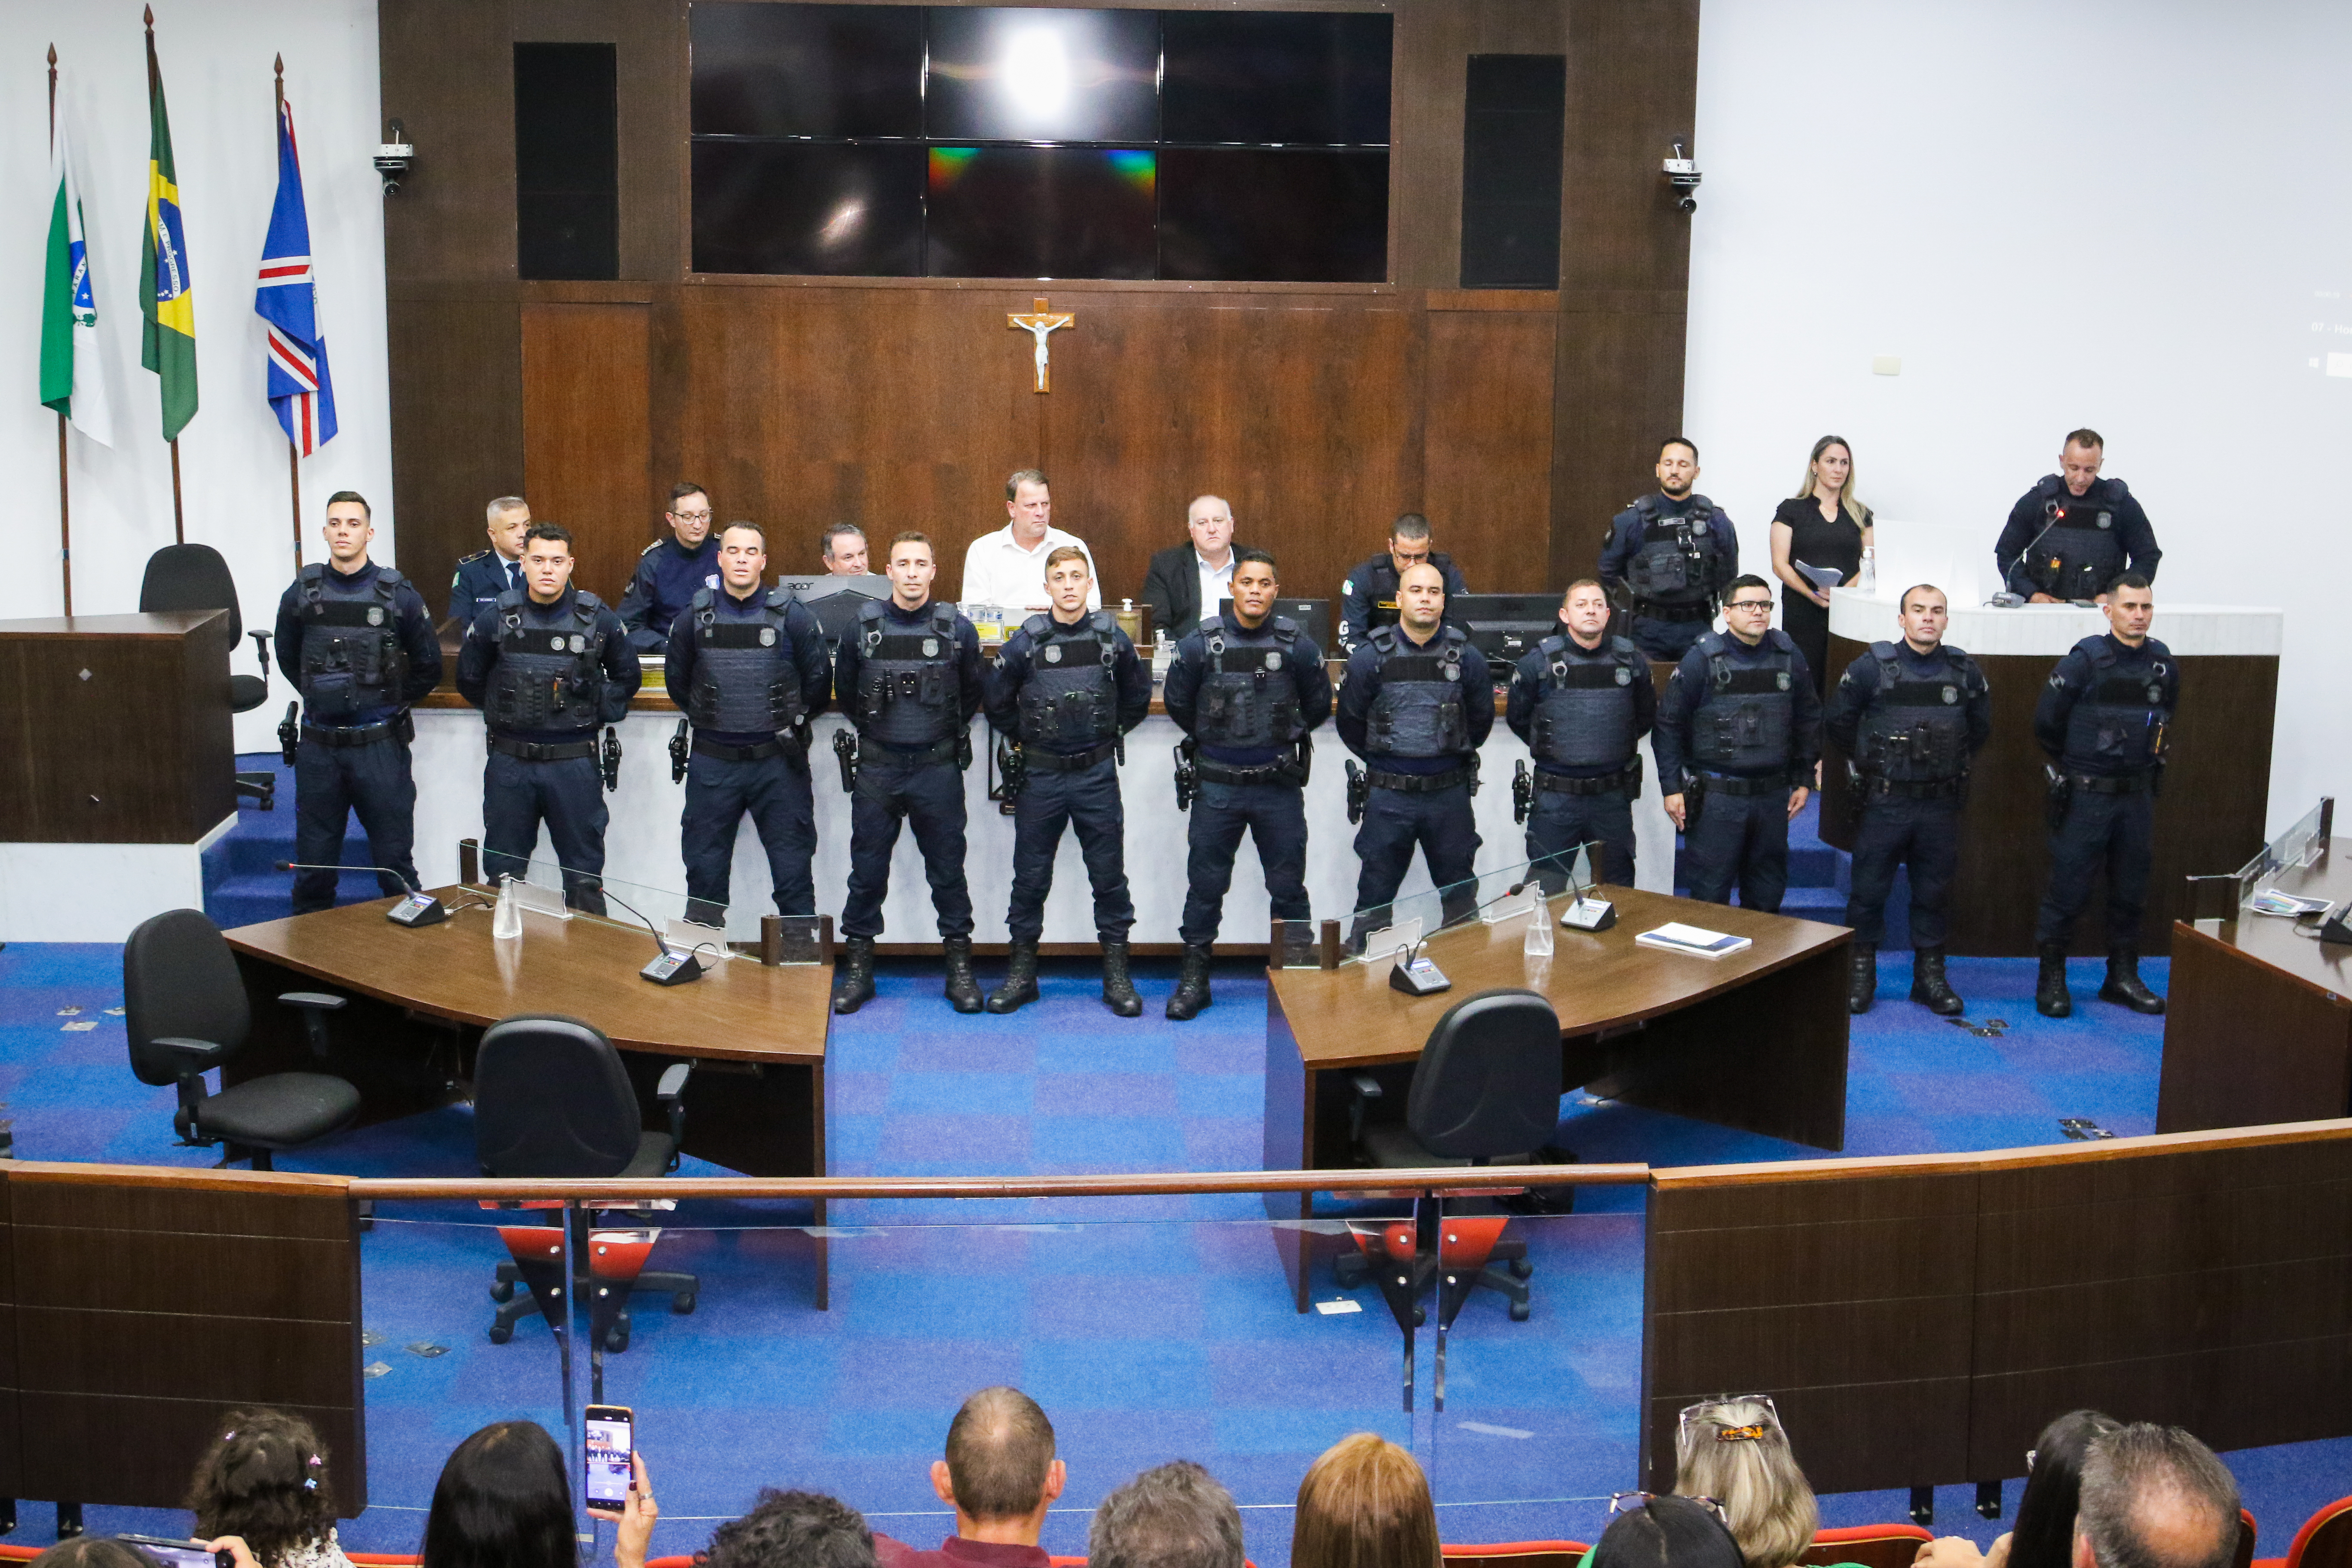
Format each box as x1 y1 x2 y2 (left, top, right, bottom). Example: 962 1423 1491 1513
1452 592 1564 667
779 573 891 646
1210 596 1332 653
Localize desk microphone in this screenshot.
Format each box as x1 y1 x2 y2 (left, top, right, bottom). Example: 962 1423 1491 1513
277 862 447 927
592 884 707 986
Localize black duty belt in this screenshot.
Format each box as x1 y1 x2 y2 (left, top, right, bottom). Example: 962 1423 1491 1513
2071 771 2154 795
489 735 597 762
1367 766 1472 794
1198 758 1302 788
1858 775 1965 801
1534 764 1639 797
1634 600 1713 623
303 720 396 748
1024 739 1118 773
1695 772 1789 797
693 737 787 763
866 735 962 767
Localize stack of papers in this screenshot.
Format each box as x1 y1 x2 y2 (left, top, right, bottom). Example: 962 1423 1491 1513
2249 890 2332 918
1635 922 1753 959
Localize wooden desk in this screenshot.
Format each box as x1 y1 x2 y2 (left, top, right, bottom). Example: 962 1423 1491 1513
2160 841 2352 1133
1263 887 1850 1308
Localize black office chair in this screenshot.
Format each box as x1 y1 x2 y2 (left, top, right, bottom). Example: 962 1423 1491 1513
122 909 361 1170
140 542 278 809
475 1014 698 1353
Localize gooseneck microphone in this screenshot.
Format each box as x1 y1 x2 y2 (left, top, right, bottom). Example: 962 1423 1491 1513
276 862 448 927
591 884 707 986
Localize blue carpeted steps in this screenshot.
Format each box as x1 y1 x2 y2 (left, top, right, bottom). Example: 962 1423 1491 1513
201 753 387 928
1671 793 1883 933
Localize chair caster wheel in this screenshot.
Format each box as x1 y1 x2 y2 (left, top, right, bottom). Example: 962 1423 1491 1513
672 1292 696 1314
1411 1305 1426 1327
1509 1301 1531 1322
1508 1258 1532 1279
487 1323 512 1344
489 1280 514 1303
604 1322 631 1353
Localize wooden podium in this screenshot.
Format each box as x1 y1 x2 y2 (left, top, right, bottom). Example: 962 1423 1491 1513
0 610 236 843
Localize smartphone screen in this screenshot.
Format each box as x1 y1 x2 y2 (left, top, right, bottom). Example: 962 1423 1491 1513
584 1405 634 1509
116 1536 224 1568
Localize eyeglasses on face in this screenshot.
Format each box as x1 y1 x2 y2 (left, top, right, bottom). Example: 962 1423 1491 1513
671 509 713 524
1724 598 1773 612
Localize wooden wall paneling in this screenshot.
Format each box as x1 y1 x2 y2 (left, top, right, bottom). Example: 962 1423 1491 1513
512 0 689 281
522 300 656 604
2157 926 2352 1134
379 0 518 282
1424 294 1561 592
388 293 526 623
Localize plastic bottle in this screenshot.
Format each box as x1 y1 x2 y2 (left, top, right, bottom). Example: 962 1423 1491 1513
1857 545 1878 596
493 874 522 940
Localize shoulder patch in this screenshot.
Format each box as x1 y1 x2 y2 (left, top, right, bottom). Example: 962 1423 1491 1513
640 539 663 556
459 549 490 564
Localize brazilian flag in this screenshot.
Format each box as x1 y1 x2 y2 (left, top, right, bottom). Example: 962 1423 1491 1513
139 23 197 441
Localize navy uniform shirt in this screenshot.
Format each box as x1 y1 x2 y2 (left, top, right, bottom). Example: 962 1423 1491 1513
273 560 444 727
1337 551 1470 654
1994 475 2160 597
830 596 986 753
456 585 642 742
2033 632 2179 776
1598 493 1740 606
983 612 1152 754
1653 631 1822 784
1337 627 1494 772
450 549 524 624
661 587 833 748
1164 611 1334 767
1505 634 1655 778
617 535 723 652
1824 639 1992 763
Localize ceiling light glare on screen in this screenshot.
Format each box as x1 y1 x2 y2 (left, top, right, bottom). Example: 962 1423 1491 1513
818 200 867 250
1001 26 1072 126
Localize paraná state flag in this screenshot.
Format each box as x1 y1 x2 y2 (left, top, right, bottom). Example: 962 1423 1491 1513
255 95 336 455
39 99 116 446
139 25 197 441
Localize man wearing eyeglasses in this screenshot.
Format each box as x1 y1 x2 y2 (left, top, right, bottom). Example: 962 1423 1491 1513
618 481 723 652
1653 575 1821 913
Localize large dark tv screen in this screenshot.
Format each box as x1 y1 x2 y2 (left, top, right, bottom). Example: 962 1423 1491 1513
925 147 1157 279
1159 149 1388 283
1160 12 1392 147
690 3 923 139
692 142 925 276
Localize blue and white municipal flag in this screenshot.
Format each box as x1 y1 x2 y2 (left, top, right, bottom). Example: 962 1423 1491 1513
254 94 336 454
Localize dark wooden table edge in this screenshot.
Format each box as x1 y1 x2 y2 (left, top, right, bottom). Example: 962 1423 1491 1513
2171 918 2352 1007
1651 1116 2352 1188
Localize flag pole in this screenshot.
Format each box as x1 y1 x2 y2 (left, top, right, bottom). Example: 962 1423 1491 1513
147 6 184 546
50 43 72 616
277 54 301 571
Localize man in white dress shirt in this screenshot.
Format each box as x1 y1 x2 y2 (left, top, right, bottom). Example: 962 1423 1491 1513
958 469 1102 613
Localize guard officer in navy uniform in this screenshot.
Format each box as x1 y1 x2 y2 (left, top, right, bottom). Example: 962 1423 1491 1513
1162 549 1332 1021
1339 561 1493 940
829 531 986 1016
2030 573 2174 1017
619 481 722 652
981 546 1152 1017
1826 583 1991 1016
456 522 640 914
274 490 442 914
1337 512 1468 654
663 521 832 929
1994 429 2161 603
1599 436 1740 661
1654 575 1822 911
449 495 532 623
1506 577 1652 893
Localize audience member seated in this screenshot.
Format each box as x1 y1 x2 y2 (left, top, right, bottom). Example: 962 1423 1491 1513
1916 1409 2121 1568
186 1408 355 1568
1091 1461 1246 1568
875 1386 1065 1568
1673 1397 1847 1568
704 1489 879 1568
2073 1425 2240 1568
1593 1497 1747 1568
420 1420 658 1568
1292 1433 1440 1568
31 1543 173 1568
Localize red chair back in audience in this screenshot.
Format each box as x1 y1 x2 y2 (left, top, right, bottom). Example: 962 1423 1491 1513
1440 1542 1592 1568
1798 1523 1932 1568
2257 1497 2352 1568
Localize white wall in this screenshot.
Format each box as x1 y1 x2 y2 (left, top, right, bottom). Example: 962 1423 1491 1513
1685 0 2352 832
0 0 387 752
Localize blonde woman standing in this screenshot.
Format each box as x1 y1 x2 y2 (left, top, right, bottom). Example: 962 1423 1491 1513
1769 437 1874 696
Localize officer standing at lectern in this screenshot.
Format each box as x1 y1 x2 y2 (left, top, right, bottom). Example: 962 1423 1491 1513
1337 512 1468 653
2030 573 2174 1019
1339 561 1493 940
1994 429 2161 603
1506 578 1652 893
1600 436 1739 661
456 522 640 914
1654 575 1821 912
828 531 986 1017
664 521 831 928
1163 549 1332 1022
619 481 723 652
981 546 1152 1018
1826 583 1990 1017
275 490 442 915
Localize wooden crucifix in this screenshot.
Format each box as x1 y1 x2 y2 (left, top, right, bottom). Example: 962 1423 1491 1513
1008 297 1074 393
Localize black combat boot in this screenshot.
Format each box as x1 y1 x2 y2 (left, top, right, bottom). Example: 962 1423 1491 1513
1847 943 1877 1014
832 935 876 1015
943 935 984 1014
2098 946 2165 1014
2035 940 2072 1018
1165 942 1214 1021
1100 940 1142 1017
986 938 1040 1014
1910 947 1964 1017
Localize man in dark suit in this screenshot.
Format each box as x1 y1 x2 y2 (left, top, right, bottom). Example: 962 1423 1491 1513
1141 495 1253 642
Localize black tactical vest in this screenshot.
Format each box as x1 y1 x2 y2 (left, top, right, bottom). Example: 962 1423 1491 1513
1691 629 1797 772
2062 636 2172 772
2027 478 2127 598
684 587 806 735
296 564 407 722
1017 612 1120 750
1625 495 1722 605
484 589 610 735
1366 625 1472 759
855 600 962 746
1530 634 1643 769
1193 617 1305 750
1854 641 1981 783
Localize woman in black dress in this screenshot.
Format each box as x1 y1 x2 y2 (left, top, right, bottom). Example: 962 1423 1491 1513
1769 434 1874 695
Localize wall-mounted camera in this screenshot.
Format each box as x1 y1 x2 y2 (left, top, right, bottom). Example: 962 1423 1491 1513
1662 140 1701 213
374 117 414 196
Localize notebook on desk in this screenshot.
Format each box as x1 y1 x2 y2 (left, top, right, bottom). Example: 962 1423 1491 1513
1635 922 1753 959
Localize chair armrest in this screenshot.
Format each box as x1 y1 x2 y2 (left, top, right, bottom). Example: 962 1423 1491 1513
279 992 347 1012
278 993 345 1060
656 1062 692 1101
1346 1073 1381 1147
250 630 273 671
1348 1074 1382 1100
149 1036 234 1072
657 1062 692 1167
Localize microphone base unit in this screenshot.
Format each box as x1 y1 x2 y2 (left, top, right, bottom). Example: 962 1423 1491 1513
640 950 705 986
1388 951 1452 996
1560 896 1617 933
388 892 449 928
